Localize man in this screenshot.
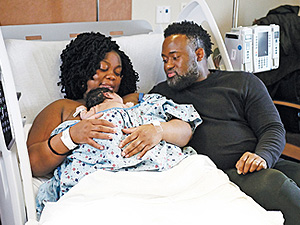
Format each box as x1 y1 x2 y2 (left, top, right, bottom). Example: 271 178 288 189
150 20 300 225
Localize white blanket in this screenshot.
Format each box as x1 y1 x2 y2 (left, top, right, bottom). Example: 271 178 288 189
29 155 283 225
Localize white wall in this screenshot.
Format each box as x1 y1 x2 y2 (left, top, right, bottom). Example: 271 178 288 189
132 0 300 38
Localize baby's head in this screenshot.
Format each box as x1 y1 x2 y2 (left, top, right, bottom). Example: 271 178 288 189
85 87 123 110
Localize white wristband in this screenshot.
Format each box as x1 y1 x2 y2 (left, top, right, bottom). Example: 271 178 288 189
150 121 163 133
60 127 78 150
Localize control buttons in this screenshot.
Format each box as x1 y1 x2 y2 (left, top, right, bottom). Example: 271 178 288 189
0 79 14 149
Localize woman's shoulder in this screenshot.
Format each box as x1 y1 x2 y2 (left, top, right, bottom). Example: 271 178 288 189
38 98 82 121
50 98 81 104
123 93 140 105
45 98 82 109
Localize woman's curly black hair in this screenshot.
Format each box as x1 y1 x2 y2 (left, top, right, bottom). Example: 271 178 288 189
164 21 213 59
59 32 139 100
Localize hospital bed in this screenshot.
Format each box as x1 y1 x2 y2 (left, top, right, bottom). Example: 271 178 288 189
0 0 283 224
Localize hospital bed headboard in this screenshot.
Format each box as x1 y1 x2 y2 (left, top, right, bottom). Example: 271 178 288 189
177 0 233 71
1 20 153 41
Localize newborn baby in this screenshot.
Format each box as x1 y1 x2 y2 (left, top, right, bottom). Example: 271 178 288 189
74 87 134 119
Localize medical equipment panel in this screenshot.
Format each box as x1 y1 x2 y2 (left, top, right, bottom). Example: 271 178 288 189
0 70 14 150
252 25 272 73
225 27 253 72
271 24 280 69
225 24 280 73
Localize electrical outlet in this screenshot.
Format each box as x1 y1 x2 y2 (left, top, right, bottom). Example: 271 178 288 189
156 6 171 24
156 6 164 24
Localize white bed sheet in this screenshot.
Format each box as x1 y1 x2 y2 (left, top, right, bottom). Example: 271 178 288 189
27 155 283 225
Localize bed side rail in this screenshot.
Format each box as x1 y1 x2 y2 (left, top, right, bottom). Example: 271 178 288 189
0 28 36 225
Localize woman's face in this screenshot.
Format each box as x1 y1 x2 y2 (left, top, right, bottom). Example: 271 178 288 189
86 51 122 94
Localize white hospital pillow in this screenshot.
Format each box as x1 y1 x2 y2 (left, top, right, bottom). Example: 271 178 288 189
113 33 166 93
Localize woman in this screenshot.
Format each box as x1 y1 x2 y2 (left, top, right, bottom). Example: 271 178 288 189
27 32 192 177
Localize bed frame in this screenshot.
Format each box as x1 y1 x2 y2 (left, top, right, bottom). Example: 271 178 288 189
0 1 233 224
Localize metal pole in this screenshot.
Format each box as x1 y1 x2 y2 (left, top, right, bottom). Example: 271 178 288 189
232 0 239 28
96 0 100 21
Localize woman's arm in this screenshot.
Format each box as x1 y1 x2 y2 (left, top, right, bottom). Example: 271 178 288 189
119 119 192 159
27 100 69 176
27 99 117 176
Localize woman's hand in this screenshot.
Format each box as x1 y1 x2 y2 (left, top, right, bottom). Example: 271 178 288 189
70 113 117 150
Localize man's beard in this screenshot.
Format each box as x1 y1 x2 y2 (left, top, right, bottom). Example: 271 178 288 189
167 62 199 91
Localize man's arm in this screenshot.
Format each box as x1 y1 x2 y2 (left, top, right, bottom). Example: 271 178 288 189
235 75 285 174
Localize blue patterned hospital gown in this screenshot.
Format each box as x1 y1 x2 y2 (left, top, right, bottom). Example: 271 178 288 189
36 94 202 218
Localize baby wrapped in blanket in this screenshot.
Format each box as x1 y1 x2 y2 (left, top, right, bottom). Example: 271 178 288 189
36 88 202 218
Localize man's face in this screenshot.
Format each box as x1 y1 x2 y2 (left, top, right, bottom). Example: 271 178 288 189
161 34 200 90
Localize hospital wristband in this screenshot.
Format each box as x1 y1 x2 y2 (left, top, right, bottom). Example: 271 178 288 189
60 127 79 150
150 120 163 133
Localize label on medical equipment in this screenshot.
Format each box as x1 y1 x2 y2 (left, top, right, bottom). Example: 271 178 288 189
0 75 14 150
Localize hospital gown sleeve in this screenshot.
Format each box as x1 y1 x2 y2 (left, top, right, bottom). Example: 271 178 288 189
143 94 202 133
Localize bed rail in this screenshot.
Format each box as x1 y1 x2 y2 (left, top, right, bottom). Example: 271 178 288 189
0 28 36 224
177 0 233 71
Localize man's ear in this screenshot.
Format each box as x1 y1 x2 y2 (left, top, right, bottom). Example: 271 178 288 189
195 48 205 61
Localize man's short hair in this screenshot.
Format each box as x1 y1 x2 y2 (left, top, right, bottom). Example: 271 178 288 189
164 21 213 59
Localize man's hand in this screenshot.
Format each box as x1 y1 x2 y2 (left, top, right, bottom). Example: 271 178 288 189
235 152 267 175
119 124 163 159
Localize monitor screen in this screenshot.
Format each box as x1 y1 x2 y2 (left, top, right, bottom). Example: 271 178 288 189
258 32 268 57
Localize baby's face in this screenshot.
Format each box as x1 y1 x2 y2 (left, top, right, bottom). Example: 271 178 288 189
103 92 124 104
